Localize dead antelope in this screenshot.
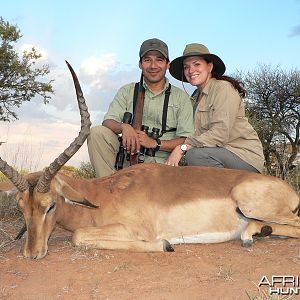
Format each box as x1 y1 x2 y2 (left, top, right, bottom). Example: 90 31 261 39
0 62 299 260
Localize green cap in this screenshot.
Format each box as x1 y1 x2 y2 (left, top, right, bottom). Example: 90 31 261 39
139 38 169 60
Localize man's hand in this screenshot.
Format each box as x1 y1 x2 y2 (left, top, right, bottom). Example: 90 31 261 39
137 130 157 149
121 123 140 155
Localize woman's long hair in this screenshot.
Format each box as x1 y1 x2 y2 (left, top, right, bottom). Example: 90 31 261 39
214 74 247 98
206 57 246 98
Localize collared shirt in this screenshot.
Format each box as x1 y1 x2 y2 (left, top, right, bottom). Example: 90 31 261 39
104 78 194 159
185 78 265 172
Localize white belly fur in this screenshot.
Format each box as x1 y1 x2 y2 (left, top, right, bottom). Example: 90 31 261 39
163 199 249 244
169 217 248 244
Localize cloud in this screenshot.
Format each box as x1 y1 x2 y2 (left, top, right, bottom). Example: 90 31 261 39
0 51 142 170
0 120 89 170
74 54 140 123
49 66 77 111
5 65 75 123
12 100 58 122
80 54 118 88
290 24 300 36
85 67 140 112
8 49 141 124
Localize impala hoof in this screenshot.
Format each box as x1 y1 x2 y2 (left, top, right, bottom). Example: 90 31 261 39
241 239 253 247
162 239 174 252
260 225 273 236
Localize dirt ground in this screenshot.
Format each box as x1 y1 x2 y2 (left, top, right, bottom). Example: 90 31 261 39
0 222 300 300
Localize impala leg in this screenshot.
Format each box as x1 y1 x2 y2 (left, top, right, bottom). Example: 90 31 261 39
237 200 300 227
72 224 174 252
73 238 173 252
268 223 300 239
232 179 300 228
241 220 300 247
241 220 273 247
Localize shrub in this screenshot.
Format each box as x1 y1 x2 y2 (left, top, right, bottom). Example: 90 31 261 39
75 161 96 179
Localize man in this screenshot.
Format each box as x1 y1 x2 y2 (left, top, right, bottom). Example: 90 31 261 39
88 38 194 177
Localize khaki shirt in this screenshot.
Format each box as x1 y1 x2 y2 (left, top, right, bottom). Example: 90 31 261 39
185 78 265 172
104 78 194 159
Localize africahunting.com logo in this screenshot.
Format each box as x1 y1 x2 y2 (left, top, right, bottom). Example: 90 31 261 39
258 275 299 296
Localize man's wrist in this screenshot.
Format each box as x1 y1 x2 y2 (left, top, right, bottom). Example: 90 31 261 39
154 138 161 152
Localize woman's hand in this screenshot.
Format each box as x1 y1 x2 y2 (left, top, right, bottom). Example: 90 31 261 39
165 145 183 166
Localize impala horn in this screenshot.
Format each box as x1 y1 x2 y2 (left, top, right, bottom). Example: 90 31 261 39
0 159 29 192
36 61 91 193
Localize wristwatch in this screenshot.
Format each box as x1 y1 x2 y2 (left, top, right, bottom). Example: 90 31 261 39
180 144 188 155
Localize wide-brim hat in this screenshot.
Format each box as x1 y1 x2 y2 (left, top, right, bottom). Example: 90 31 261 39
169 43 226 82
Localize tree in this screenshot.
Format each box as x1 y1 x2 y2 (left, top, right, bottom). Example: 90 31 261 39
0 17 53 121
239 64 300 179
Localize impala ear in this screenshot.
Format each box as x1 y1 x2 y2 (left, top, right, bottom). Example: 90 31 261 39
54 176 98 209
0 181 18 198
0 181 16 192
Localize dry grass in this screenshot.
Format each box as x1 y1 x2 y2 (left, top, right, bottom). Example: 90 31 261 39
69 243 115 262
0 191 20 216
0 180 24 253
0 215 24 253
285 165 300 194
217 265 234 281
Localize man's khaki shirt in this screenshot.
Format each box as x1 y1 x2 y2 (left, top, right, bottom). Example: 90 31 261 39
104 79 194 159
185 78 265 172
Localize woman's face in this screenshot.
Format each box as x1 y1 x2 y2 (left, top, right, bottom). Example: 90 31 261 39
183 56 213 88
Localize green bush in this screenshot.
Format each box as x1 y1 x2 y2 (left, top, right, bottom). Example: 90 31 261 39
0 172 7 182
75 161 96 179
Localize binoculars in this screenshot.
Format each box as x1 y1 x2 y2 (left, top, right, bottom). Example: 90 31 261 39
145 127 160 157
137 125 149 163
115 112 161 169
137 126 160 162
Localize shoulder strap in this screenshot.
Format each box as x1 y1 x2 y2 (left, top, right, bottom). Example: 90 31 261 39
191 88 198 97
132 82 139 120
132 82 176 136
161 84 172 135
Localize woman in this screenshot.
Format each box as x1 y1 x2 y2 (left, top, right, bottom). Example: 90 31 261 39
166 43 264 173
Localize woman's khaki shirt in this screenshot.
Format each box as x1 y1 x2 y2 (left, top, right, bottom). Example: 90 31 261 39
185 78 265 172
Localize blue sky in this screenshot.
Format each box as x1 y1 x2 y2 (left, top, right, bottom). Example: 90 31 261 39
1 0 300 170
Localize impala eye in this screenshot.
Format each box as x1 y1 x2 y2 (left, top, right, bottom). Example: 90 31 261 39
47 202 56 214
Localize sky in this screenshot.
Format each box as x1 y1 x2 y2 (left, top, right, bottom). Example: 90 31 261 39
1 0 300 171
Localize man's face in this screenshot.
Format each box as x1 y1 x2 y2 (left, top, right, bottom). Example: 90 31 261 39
139 50 169 85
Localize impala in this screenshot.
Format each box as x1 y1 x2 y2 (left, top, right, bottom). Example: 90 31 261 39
0 62 299 259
